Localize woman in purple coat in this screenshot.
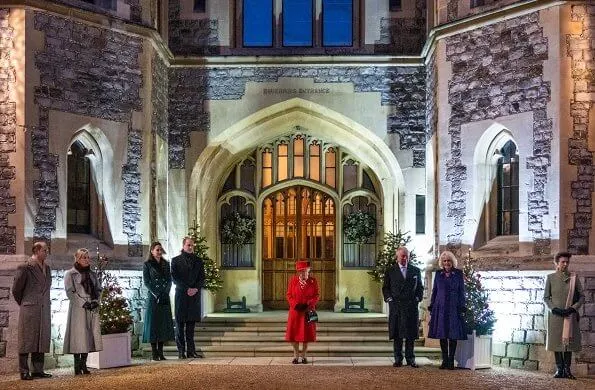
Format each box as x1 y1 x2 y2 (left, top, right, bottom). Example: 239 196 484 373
428 251 467 369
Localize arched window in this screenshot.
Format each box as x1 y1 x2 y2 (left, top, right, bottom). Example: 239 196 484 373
497 141 519 235
342 195 377 268
67 141 91 233
220 196 255 267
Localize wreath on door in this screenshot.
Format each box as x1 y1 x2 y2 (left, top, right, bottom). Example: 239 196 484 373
220 211 256 246
343 210 376 245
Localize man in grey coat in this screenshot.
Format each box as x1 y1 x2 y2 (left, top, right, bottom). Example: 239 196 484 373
12 241 53 380
544 251 585 380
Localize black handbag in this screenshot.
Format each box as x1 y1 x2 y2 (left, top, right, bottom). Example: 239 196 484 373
306 309 318 323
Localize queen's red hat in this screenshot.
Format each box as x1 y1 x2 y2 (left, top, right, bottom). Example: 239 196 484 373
295 260 310 271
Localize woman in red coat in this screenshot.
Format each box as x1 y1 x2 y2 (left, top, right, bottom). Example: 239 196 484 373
285 260 319 364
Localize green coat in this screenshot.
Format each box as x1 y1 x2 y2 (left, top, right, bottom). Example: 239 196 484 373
543 271 584 352
142 258 175 343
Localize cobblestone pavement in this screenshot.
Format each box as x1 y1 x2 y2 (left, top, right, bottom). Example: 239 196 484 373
1 357 593 390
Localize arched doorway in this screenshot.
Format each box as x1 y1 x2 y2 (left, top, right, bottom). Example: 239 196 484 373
262 185 335 310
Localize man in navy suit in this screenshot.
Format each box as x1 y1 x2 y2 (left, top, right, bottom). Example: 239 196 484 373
382 247 424 368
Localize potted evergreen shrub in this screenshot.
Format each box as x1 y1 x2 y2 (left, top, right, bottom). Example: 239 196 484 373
87 255 134 369
454 254 496 370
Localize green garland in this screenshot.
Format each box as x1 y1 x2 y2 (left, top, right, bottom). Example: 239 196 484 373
343 210 376 244
220 211 256 246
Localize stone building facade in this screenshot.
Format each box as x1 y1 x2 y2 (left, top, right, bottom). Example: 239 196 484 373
0 0 592 376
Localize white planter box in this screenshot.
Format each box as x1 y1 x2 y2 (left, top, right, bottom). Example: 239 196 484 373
454 330 492 370
87 332 132 369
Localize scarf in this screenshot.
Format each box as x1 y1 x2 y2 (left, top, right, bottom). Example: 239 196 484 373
74 262 98 300
298 276 308 290
562 272 576 347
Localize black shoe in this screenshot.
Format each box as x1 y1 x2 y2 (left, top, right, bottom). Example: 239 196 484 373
178 353 187 359
292 358 299 364
188 352 202 358
31 372 52 378
393 361 403 367
554 366 565 378
301 357 308 364
439 360 447 369
564 369 576 380
159 354 167 361
20 373 33 381
408 361 419 368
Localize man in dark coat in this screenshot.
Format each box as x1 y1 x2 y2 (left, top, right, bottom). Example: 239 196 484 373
382 246 424 368
11 241 53 380
171 236 205 359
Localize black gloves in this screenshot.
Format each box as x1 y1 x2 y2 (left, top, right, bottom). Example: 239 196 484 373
552 307 565 316
294 303 308 311
562 307 577 317
427 305 433 312
83 301 99 311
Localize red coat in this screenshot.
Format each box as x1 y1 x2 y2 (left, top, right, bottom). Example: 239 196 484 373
285 275 319 342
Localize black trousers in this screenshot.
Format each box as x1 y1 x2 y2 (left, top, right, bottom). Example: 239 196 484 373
19 352 44 374
175 320 196 354
393 338 415 363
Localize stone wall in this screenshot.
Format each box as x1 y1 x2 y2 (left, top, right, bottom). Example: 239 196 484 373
376 0 426 55
425 52 438 141
33 12 144 245
49 0 148 26
480 270 595 375
168 66 426 168
566 3 595 254
168 0 219 56
0 10 16 254
122 128 143 257
151 53 168 141
446 0 526 24
444 12 552 251
0 267 18 369
50 269 145 365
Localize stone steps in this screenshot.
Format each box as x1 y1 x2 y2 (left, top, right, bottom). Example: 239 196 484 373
142 314 440 358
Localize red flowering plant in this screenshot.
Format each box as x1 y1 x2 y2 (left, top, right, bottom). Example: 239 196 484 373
93 254 134 335
462 256 496 336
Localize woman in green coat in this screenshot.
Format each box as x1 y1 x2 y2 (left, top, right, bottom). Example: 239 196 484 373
543 252 585 380
143 242 175 360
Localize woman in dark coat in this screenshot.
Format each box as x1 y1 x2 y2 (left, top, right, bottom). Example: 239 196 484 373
285 260 319 364
428 250 467 370
143 242 175 361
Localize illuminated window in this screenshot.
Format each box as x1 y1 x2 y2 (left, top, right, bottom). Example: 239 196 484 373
309 142 320 181
325 148 336 188
293 137 304 177
277 143 288 181
262 149 272 187
497 141 519 235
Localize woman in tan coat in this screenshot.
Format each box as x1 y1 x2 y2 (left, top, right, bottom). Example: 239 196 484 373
543 251 585 380
63 248 103 375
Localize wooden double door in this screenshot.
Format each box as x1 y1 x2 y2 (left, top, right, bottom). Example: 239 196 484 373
262 186 336 310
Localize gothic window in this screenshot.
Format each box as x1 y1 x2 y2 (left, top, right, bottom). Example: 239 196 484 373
309 142 321 181
325 148 336 188
283 0 314 46
293 136 305 177
389 0 402 12
343 160 358 193
277 143 289 181
496 141 519 236
262 149 273 188
322 0 353 46
343 196 377 268
67 141 91 234
243 0 274 47
221 196 255 267
194 0 206 13
240 1 356 48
